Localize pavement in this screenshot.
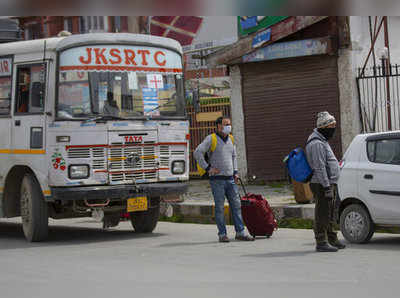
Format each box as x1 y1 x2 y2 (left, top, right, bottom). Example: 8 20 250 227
167 179 315 224
1 218 399 298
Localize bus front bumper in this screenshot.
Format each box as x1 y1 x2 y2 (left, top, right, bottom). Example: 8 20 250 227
49 182 188 201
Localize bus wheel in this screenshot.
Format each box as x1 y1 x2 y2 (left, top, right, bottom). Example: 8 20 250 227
20 174 49 242
130 205 160 233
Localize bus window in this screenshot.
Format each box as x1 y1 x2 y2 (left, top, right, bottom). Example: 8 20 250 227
15 64 46 114
0 57 12 115
0 76 11 115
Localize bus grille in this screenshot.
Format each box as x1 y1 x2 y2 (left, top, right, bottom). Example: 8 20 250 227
108 142 157 183
67 147 107 170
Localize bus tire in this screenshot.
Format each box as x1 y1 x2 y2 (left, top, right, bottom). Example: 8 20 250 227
20 174 49 242
130 205 160 233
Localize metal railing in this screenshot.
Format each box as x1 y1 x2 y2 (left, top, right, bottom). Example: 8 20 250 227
357 64 400 133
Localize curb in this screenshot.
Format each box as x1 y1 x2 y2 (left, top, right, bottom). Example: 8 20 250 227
161 202 315 225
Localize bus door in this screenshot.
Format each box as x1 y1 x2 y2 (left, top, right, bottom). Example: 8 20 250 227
0 56 13 214
12 62 48 162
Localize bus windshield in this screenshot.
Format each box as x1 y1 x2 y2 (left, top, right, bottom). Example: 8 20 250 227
57 45 185 120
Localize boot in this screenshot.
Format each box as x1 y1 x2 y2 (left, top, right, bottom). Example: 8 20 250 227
219 235 230 243
316 242 338 252
329 239 346 249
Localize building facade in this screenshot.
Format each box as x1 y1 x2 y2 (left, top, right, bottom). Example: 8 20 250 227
0 18 21 43
206 16 400 182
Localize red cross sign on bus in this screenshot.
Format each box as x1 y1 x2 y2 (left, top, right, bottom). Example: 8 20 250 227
147 74 164 89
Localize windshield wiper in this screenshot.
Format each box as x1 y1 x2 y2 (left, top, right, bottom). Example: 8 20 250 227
84 115 126 123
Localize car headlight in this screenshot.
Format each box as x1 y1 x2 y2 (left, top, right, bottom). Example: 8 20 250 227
172 160 185 175
69 165 90 179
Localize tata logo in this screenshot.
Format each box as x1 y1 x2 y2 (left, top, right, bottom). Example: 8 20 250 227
124 136 143 143
126 153 141 167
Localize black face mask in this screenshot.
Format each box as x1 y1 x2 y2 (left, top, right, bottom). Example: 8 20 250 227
318 127 336 140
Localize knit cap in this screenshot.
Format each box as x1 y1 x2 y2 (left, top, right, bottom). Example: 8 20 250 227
317 111 336 128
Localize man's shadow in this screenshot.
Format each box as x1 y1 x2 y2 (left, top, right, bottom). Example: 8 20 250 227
241 250 315 258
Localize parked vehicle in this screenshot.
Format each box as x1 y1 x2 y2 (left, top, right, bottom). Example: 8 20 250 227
0 33 189 242
338 131 400 243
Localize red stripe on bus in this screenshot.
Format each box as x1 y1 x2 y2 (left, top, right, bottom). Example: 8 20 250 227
66 143 187 150
93 170 108 173
66 144 108 150
109 169 159 175
108 143 155 148
158 142 187 146
60 65 183 73
96 168 170 174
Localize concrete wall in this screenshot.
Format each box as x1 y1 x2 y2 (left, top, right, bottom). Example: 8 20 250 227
337 48 362 152
229 65 248 180
349 16 400 68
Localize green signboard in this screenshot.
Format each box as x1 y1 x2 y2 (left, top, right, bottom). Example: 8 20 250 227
238 16 288 37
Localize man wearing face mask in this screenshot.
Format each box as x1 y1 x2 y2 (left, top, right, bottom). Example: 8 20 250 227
194 117 254 243
306 111 346 252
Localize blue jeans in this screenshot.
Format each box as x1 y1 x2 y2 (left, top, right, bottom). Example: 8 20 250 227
209 178 245 237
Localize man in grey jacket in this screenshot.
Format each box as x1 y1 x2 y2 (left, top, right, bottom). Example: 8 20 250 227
306 111 346 252
194 117 254 243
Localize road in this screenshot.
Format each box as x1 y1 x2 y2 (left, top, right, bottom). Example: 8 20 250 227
0 218 399 298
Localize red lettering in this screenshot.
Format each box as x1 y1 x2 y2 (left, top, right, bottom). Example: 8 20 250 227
109 49 122 65
94 48 108 65
137 50 150 66
124 49 137 65
79 48 92 64
124 136 143 143
154 51 166 66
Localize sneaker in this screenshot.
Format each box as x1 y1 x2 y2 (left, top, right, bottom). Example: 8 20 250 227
235 235 255 241
316 242 339 252
219 235 230 243
329 239 346 249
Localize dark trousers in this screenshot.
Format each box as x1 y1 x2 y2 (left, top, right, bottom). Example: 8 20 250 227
310 183 339 244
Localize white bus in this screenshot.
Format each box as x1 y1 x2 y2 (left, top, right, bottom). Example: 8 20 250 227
0 33 189 241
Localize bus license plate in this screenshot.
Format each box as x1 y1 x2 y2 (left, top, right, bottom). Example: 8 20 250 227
127 197 148 212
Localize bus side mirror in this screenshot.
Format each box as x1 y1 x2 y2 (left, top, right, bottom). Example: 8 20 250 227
192 89 200 113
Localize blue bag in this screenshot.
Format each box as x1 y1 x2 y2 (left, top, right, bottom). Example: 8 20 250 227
284 138 319 183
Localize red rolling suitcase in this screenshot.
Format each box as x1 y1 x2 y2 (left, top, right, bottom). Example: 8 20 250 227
239 179 278 238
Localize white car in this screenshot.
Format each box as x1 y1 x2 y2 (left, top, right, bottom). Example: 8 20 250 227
338 130 400 243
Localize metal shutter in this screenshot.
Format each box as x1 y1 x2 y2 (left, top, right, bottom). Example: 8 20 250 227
240 55 342 181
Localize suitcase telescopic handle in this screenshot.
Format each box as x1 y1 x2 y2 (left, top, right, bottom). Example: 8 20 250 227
237 178 248 196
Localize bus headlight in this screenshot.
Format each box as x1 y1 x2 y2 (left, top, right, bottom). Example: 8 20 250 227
69 165 90 179
172 161 185 175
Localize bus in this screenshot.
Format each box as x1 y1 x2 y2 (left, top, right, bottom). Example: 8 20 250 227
0 33 189 242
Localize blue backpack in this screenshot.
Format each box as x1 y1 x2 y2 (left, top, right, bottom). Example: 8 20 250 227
284 138 319 183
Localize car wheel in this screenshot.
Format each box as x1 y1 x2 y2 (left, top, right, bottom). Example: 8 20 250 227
130 205 160 233
20 174 49 242
340 204 374 244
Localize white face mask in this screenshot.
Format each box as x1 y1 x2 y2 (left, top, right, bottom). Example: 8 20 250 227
222 125 232 135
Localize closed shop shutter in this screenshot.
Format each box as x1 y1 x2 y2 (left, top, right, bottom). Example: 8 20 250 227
240 55 342 181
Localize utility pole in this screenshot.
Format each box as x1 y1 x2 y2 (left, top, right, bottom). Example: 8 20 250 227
383 16 392 130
